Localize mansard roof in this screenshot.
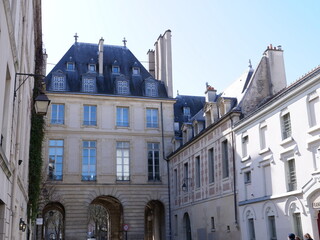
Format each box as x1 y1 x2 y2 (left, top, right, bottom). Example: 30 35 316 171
45 42 169 98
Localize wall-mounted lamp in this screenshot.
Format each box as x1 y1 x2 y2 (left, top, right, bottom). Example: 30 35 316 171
18 160 23 165
226 225 230 233
14 73 50 115
182 178 192 192
19 218 26 232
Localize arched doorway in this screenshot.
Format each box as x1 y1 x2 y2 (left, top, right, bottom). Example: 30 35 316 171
42 202 65 240
144 200 165 240
89 196 123 240
183 212 192 240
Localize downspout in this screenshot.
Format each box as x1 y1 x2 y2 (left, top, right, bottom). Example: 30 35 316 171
160 102 172 240
230 115 239 228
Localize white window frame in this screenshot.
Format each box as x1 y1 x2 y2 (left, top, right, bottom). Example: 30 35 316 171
83 105 97 126
307 91 320 128
88 64 96 72
51 104 65 125
66 62 75 71
52 76 66 91
286 158 297 192
259 122 267 151
82 77 96 93
116 141 130 181
242 133 249 158
281 110 292 140
132 67 140 75
48 140 64 181
116 107 129 127
147 143 160 181
82 141 96 181
117 80 129 95
146 108 159 128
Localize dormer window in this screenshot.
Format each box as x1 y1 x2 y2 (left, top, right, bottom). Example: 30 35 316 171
145 78 158 97
132 67 140 75
52 76 66 91
88 64 96 72
112 66 120 74
183 107 191 117
117 80 129 95
82 77 96 93
66 62 75 71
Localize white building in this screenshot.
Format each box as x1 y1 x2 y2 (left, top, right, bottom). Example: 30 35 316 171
234 65 320 239
0 0 43 239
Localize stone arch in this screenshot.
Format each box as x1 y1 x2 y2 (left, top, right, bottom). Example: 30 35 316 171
242 205 257 221
284 196 306 216
183 212 192 240
42 202 65 240
261 200 279 219
144 200 165 240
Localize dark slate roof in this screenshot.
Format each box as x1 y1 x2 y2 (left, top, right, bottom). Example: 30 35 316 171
45 42 169 98
174 95 205 136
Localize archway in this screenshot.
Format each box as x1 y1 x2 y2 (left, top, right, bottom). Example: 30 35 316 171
89 196 123 240
144 200 165 240
183 212 192 240
42 202 65 240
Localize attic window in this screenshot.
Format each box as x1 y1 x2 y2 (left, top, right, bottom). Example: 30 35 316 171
88 64 96 72
183 107 191 117
132 67 140 75
117 80 129 95
52 75 66 91
82 77 96 93
112 66 120 74
66 62 75 71
146 82 158 97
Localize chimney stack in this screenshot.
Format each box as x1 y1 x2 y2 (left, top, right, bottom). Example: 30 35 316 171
147 49 155 78
98 37 104 76
205 83 217 102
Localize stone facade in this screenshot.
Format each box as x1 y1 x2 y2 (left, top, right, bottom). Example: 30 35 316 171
0 0 42 239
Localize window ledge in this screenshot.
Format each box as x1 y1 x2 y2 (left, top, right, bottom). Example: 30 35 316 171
308 124 320 134
280 136 294 146
259 148 270 155
241 155 251 162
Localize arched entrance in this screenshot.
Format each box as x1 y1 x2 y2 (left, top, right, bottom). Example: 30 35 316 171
183 212 192 240
89 196 123 240
42 202 65 240
144 200 165 240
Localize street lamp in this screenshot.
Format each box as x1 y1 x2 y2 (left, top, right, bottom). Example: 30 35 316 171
14 73 50 115
19 218 26 232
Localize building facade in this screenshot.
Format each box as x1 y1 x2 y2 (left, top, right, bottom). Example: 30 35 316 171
168 45 287 240
0 0 43 239
234 65 320 240
40 31 175 240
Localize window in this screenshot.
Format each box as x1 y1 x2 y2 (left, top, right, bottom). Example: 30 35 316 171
208 148 214 183
112 66 120 74
308 91 320 127
148 143 160 181
82 141 96 181
222 140 229 178
52 76 66 91
293 213 303 238
268 216 277 240
88 64 96 72
117 80 129 95
174 169 178 194
244 171 251 184
287 158 297 191
195 156 201 188
83 105 97 126
146 82 158 97
174 215 178 236
48 140 63 180
116 142 130 180
242 134 249 158
51 104 64 124
183 163 189 191
211 217 215 231
259 123 267 150
116 107 129 127
248 218 256 240
132 67 140 75
82 78 96 92
146 108 158 128
281 112 292 140
66 62 75 71
183 107 191 118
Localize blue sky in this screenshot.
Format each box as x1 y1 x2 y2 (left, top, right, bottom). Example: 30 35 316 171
42 0 320 97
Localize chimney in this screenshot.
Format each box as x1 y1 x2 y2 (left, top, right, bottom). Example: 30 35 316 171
42 49 48 76
265 44 286 95
205 83 217 102
147 49 155 78
98 37 104 76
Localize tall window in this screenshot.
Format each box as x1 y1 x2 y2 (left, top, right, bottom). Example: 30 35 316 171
83 105 97 126
51 104 64 124
183 163 189 191
195 156 201 188
52 76 66 91
82 141 96 181
148 143 160 181
308 91 320 127
117 80 129 95
268 216 277 240
48 140 63 180
208 148 214 183
259 123 267 150
211 217 215 231
116 142 130 180
293 213 303 238
82 78 96 92
222 140 229 178
116 107 129 127
244 171 251 184
146 108 158 128
287 158 297 191
281 112 292 140
242 134 249 158
174 169 178 194
146 82 158 97
183 107 191 119
248 218 256 240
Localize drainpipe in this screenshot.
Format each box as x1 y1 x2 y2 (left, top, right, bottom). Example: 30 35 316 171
160 102 172 240
229 115 239 228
